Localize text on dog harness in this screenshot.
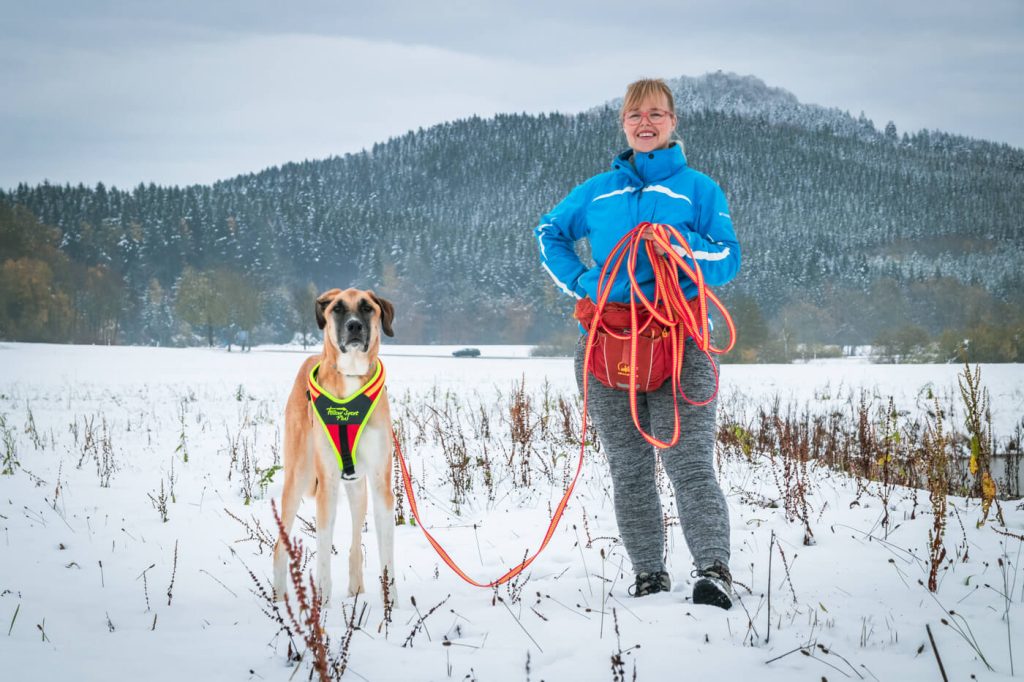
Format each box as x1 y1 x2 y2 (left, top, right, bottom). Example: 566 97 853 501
307 360 386 480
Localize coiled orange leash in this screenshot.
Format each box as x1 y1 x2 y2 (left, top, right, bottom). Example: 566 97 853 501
587 221 735 449
393 222 735 586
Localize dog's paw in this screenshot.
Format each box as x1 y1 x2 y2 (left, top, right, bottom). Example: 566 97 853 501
316 577 333 604
348 582 365 597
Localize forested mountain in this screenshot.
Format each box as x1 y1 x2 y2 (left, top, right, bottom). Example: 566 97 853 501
2 72 1022 360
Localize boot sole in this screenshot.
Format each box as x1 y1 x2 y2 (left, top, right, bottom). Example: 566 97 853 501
692 579 732 610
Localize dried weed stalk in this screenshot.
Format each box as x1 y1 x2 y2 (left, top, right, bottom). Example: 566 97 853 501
958 363 999 527
925 399 949 592
1 414 18 475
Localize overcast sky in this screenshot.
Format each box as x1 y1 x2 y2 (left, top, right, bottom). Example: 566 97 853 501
2 0 1022 190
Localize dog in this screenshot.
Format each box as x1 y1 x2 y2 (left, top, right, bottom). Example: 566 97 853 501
273 288 397 604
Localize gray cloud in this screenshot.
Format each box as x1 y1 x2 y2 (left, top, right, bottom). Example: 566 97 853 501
2 0 1021 189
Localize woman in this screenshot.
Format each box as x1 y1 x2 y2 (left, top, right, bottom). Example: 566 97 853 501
534 78 740 609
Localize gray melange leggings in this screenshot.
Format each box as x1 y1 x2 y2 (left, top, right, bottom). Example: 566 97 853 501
574 336 730 574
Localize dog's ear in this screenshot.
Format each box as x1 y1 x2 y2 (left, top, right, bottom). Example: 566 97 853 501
315 289 341 330
368 291 395 337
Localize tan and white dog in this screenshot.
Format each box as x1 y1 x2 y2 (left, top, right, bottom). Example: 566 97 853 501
273 288 397 603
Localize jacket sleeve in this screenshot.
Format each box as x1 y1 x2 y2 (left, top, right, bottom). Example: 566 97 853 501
534 183 591 299
670 180 741 287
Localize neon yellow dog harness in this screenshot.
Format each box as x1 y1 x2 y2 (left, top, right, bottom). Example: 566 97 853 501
307 360 386 480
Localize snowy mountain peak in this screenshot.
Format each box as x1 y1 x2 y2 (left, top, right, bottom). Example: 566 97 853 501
670 72 802 111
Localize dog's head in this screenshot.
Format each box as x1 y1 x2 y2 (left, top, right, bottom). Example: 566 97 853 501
314 288 394 371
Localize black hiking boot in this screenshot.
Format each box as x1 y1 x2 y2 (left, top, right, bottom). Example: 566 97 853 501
628 570 671 597
692 562 733 610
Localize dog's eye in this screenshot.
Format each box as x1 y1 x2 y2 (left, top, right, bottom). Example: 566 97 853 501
359 301 373 314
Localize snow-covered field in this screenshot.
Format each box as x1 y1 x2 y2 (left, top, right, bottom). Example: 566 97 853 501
1 342 1023 681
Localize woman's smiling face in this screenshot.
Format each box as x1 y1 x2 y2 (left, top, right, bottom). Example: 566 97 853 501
622 93 677 154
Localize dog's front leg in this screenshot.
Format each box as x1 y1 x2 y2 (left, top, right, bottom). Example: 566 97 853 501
315 469 341 605
371 459 397 603
343 477 368 597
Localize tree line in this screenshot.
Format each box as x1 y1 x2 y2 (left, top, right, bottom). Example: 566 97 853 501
2 74 1022 360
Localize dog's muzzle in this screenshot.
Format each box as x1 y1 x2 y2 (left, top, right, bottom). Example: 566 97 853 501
339 317 368 353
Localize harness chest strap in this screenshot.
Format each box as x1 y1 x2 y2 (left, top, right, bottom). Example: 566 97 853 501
307 360 386 480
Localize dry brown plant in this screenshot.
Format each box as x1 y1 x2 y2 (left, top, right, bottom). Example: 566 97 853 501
924 398 949 592
266 500 357 680
958 362 999 527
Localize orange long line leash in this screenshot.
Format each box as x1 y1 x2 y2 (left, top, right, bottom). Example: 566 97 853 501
392 222 735 587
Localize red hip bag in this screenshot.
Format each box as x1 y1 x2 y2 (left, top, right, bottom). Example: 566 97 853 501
575 297 699 393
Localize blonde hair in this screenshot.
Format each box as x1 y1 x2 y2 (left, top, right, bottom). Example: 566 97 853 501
621 78 676 118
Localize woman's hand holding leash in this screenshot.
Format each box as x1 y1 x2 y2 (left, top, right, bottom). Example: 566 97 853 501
639 224 669 256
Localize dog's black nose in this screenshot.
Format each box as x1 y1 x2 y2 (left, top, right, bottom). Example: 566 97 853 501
346 319 363 335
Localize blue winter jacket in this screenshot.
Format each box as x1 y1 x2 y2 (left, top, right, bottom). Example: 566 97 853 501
534 142 740 304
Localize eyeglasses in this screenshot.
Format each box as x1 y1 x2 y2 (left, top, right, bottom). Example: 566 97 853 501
623 109 674 126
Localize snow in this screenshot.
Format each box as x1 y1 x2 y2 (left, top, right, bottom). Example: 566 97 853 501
1 342 1022 681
